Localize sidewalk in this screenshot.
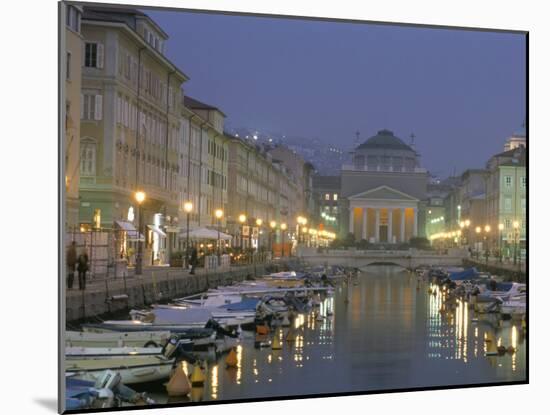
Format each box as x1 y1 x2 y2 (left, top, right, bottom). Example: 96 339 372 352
65 263 265 297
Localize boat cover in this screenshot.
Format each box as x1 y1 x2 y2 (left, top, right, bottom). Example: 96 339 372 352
221 298 260 311
449 267 478 281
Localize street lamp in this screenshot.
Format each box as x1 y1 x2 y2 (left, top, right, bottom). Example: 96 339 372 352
255 218 263 253
483 225 491 264
498 223 504 262
135 191 146 276
513 220 520 266
269 220 277 258
183 201 193 267
281 223 287 257
215 209 224 265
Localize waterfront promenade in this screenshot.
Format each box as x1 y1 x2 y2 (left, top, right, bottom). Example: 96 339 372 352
64 263 267 323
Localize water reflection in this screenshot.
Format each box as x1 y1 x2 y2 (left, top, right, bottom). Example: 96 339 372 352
146 266 525 404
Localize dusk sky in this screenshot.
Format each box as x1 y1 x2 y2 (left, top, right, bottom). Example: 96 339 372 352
147 9 526 177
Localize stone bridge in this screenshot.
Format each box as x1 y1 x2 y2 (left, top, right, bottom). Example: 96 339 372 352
297 247 467 269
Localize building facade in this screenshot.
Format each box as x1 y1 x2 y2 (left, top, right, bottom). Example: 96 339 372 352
226 135 300 250
64 4 83 230
485 146 526 253
79 7 188 265
312 175 340 232
341 129 428 243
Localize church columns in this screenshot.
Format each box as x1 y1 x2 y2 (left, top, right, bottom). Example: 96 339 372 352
387 208 393 243
375 208 380 242
413 207 418 237
361 208 368 240
400 208 405 242
349 207 354 234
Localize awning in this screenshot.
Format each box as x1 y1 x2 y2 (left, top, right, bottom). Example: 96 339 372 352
115 220 144 241
179 227 233 240
165 226 180 233
147 224 167 237
115 220 136 232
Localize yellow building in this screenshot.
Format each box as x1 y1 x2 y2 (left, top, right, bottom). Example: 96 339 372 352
64 4 83 230
79 6 188 265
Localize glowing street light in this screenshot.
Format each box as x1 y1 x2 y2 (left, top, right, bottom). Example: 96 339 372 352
183 201 193 267
214 209 224 264
134 191 146 276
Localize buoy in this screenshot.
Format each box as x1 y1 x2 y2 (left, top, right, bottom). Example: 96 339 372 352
166 362 191 397
256 324 269 335
271 334 282 350
507 346 516 354
497 345 507 355
286 328 296 342
225 348 238 368
281 316 290 327
190 386 204 402
190 364 205 387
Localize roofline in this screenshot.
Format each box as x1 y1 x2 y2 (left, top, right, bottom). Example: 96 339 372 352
135 14 169 39
348 185 419 201
82 19 189 82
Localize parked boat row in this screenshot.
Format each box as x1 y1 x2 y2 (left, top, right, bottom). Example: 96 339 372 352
64 267 352 409
417 265 526 319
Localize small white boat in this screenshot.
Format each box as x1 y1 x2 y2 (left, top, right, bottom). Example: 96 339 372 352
500 294 526 318
65 345 181 384
65 330 171 348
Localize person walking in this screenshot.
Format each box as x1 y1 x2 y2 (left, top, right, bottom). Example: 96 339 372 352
189 246 198 275
67 241 77 289
77 248 89 290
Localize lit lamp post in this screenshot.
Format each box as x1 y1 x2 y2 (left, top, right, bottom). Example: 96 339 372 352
484 225 491 264
513 220 520 266
135 190 146 276
297 216 307 243
280 223 287 257
238 214 246 252
183 201 193 268
215 209 224 265
498 223 504 263
255 218 263 253
269 220 277 258
302 226 308 247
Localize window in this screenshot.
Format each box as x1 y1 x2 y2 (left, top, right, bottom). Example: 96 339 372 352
66 6 80 32
504 197 512 212
521 176 526 188
333 193 338 201
66 52 71 80
505 218 511 229
324 193 330 200
81 94 103 120
85 42 103 68
504 175 512 188
521 198 526 214
80 141 96 176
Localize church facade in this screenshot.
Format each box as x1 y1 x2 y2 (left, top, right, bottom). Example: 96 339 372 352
340 129 428 243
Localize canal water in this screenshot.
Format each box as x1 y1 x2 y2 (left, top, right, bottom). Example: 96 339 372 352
139 265 526 404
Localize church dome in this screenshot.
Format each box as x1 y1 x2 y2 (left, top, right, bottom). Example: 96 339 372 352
356 129 413 151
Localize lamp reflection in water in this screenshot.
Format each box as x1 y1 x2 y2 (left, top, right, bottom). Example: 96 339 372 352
210 365 218 400
236 345 242 385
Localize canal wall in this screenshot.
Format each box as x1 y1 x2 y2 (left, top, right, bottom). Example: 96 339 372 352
65 264 267 324
462 259 526 283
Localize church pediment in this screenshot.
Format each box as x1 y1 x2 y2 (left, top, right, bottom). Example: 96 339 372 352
348 185 418 201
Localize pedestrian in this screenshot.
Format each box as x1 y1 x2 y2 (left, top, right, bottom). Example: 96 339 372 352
189 246 198 275
77 248 89 290
67 241 77 289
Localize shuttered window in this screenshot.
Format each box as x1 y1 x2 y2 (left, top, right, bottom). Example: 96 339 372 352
84 42 104 68
82 94 103 120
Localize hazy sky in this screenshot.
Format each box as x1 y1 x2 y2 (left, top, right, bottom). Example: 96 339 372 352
146 9 526 176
